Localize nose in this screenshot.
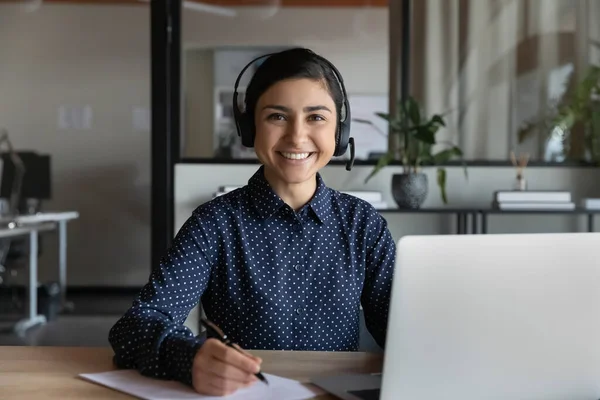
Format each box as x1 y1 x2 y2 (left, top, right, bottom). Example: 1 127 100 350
285 117 309 145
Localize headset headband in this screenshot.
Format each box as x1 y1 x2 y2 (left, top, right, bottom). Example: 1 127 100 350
232 49 355 171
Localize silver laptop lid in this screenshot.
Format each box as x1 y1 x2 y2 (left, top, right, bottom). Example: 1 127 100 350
382 232 600 400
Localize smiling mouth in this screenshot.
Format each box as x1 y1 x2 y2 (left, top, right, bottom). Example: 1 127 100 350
278 152 314 160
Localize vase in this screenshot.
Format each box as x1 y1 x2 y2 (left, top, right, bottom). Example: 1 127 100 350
391 173 428 209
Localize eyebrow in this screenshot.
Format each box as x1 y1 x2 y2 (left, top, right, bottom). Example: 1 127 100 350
261 105 333 113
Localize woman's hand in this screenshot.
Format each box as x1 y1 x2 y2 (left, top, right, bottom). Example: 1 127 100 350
192 338 263 396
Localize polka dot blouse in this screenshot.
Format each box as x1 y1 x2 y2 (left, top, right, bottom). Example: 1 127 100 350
108 165 396 386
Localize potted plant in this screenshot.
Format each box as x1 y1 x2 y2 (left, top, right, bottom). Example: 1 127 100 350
355 96 467 208
517 65 600 162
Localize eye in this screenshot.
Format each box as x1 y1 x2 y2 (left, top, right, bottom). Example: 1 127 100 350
308 114 326 122
267 113 286 121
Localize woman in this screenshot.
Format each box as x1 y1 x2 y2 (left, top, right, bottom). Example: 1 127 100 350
109 48 396 396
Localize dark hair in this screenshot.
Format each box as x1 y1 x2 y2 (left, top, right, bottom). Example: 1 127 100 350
243 48 344 125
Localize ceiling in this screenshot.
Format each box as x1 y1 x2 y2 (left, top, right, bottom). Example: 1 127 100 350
40 0 387 6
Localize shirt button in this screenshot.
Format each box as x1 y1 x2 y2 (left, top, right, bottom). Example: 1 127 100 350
295 307 303 315
292 224 301 232
294 264 303 272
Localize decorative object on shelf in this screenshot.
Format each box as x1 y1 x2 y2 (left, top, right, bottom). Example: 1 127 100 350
355 96 467 208
391 173 428 209
510 151 529 191
581 198 600 210
517 65 600 163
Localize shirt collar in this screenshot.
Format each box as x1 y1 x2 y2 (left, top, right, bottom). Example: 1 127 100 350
307 173 332 224
247 166 332 224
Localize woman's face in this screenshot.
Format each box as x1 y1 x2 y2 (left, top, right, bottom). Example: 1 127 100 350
253 77 337 189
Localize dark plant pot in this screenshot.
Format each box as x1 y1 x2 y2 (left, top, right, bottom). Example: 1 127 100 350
391 173 428 209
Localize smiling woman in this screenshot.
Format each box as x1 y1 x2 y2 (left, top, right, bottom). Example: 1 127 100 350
235 48 351 209
110 46 397 398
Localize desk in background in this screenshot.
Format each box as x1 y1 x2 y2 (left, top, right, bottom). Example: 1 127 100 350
0 223 55 334
379 207 477 234
0 211 79 333
477 208 599 234
0 346 383 399
379 207 600 234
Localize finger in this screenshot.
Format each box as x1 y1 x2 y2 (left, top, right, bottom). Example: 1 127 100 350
211 342 261 374
205 338 261 364
231 343 262 364
203 357 254 383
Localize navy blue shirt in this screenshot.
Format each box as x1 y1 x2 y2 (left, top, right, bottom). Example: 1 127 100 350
109 166 396 386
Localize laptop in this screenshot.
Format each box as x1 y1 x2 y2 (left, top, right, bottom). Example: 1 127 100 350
312 232 600 400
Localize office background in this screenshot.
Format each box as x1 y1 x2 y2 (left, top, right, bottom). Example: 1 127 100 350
0 0 599 346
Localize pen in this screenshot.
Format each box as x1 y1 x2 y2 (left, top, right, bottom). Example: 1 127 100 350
200 318 269 385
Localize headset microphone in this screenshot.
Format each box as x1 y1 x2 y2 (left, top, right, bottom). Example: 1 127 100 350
346 138 355 171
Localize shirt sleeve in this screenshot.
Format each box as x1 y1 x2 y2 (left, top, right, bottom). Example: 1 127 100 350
108 210 216 386
360 209 396 349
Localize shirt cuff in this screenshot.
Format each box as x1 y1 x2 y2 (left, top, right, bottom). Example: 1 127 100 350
161 333 207 386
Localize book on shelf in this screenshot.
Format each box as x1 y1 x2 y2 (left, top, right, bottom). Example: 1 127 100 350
581 198 600 210
494 190 571 203
493 201 576 210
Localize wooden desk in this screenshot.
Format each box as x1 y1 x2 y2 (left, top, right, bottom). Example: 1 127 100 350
0 346 383 399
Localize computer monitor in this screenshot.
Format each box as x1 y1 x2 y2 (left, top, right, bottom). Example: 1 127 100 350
0 151 51 202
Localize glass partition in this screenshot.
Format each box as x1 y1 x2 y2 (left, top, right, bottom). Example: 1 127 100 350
180 0 389 163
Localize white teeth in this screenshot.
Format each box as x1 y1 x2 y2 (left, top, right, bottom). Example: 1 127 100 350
281 152 310 160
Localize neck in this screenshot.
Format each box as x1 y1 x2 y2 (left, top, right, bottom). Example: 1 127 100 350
263 169 317 211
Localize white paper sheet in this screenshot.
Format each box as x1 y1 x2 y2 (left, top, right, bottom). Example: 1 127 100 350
79 369 324 400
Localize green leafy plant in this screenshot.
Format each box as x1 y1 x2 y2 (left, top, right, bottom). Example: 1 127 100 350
517 66 600 162
354 96 467 204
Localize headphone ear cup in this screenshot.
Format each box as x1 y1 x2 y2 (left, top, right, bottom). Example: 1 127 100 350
334 121 350 157
239 113 255 148
333 98 351 157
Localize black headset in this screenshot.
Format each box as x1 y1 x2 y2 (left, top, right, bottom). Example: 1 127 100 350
232 49 356 171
